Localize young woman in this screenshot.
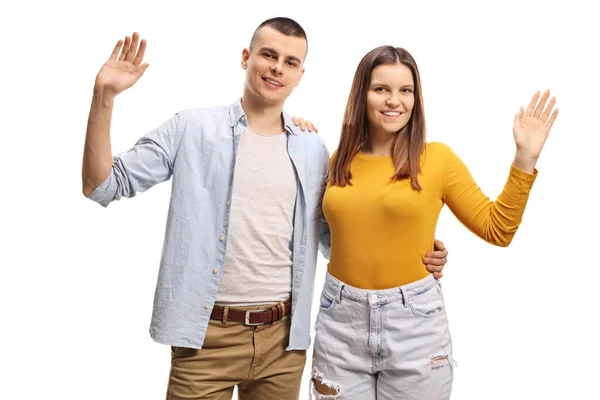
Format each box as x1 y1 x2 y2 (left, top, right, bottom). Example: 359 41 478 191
307 46 558 399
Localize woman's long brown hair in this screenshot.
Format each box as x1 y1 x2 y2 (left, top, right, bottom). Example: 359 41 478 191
329 46 426 190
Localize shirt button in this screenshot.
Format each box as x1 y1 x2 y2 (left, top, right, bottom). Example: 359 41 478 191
227 200 231 207
219 235 225 242
204 304 209 310
213 268 219 274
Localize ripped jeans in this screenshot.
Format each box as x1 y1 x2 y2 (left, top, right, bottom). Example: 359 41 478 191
311 271 455 400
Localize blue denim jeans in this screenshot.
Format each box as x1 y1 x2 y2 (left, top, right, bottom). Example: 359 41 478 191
311 271 455 399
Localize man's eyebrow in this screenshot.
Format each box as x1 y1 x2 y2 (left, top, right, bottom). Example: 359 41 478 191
286 55 302 64
259 47 278 54
259 47 302 64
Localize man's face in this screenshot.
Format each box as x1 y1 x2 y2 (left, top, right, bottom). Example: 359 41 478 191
241 27 306 105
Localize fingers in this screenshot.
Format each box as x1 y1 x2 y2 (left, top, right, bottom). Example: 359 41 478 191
298 117 306 131
133 39 147 67
515 106 524 119
514 106 524 127
118 35 132 61
424 248 446 278
425 262 444 272
290 116 315 132
525 89 558 129
109 40 123 61
430 239 448 262
545 108 559 129
115 32 145 65
525 91 540 116
424 254 447 266
533 90 550 118
540 95 556 123
305 121 319 133
433 239 446 252
125 32 140 62
426 261 444 279
424 240 448 268
137 63 150 76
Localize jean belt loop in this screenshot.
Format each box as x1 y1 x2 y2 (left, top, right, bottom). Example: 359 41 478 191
221 306 229 327
335 281 344 303
399 287 408 307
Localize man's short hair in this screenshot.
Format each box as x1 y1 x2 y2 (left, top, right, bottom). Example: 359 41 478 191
249 17 308 51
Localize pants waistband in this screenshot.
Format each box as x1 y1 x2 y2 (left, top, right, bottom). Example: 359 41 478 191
322 271 438 306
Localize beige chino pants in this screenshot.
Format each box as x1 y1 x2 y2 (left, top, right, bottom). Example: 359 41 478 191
167 304 306 400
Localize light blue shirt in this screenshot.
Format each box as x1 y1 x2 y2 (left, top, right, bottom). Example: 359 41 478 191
89 98 331 350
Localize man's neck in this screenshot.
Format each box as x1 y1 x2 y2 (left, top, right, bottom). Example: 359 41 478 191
241 91 285 135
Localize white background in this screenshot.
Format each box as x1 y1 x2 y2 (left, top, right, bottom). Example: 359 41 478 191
1 0 598 399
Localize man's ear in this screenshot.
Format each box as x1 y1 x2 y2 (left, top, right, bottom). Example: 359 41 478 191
241 48 250 69
295 67 305 87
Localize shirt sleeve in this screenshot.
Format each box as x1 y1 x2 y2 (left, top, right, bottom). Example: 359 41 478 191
441 144 537 247
88 112 182 207
318 144 332 259
319 218 331 260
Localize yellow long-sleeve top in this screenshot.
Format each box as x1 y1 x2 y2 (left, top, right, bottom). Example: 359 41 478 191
323 142 537 290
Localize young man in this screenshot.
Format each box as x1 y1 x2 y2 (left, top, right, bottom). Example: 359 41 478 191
82 17 448 399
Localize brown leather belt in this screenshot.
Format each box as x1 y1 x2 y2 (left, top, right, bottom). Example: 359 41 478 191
210 298 292 326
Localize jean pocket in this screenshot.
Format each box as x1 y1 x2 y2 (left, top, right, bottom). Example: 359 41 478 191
319 291 335 311
408 283 446 319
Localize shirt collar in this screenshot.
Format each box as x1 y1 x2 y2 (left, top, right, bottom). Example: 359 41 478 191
228 97 298 135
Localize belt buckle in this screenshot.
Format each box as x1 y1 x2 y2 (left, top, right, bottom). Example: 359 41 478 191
245 309 265 326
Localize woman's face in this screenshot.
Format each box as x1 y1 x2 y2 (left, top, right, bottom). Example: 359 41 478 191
366 62 415 138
